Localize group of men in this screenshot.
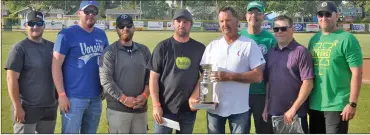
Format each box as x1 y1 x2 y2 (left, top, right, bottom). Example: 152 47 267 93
5 0 363 134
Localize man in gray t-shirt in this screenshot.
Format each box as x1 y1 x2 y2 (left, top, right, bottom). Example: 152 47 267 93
4 11 57 134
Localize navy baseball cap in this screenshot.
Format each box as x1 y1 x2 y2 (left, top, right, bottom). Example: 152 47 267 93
116 14 133 26
26 11 44 22
317 1 338 13
80 0 99 10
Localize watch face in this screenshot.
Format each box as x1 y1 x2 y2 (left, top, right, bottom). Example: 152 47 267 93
350 102 357 108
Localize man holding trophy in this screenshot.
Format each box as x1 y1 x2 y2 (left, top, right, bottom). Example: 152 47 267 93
189 7 265 134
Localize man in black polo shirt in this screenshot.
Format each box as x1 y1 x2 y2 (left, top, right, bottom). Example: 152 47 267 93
147 9 205 134
99 14 151 134
5 11 57 134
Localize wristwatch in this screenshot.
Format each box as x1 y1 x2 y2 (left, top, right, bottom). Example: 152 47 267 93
349 102 357 108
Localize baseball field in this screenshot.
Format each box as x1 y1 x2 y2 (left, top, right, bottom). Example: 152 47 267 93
1 31 370 133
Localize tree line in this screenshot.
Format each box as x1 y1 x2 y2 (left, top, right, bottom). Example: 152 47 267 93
3 0 370 22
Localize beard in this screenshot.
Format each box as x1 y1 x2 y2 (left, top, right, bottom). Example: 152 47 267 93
118 31 134 42
84 19 96 28
30 33 43 40
28 29 44 40
175 28 189 37
87 23 94 28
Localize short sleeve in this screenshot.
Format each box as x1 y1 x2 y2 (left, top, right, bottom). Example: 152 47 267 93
54 30 69 55
200 42 212 65
298 49 315 81
248 41 266 70
344 35 363 67
147 43 164 74
4 44 25 73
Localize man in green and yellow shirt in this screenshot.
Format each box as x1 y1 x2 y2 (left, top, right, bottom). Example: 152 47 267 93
308 1 363 134
239 1 277 134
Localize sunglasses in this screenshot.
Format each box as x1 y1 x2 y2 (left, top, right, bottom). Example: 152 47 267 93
27 21 44 27
117 24 133 29
273 26 289 32
83 8 99 15
317 12 332 18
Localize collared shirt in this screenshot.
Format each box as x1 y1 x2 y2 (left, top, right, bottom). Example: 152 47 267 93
265 39 314 116
99 41 151 113
201 35 265 117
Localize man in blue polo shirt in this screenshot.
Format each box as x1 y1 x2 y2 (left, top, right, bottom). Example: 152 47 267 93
52 0 108 133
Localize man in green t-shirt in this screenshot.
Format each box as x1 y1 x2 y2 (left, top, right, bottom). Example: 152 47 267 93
308 1 363 134
238 1 277 134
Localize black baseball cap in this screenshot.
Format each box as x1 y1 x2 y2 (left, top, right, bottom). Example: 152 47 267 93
317 1 338 13
26 11 44 22
173 9 193 23
116 14 133 26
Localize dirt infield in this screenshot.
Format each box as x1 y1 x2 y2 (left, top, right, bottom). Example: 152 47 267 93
363 58 370 84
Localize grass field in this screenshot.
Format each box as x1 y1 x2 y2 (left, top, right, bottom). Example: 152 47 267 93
1 31 370 133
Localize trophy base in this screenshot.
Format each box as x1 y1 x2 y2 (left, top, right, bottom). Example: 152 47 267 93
194 102 217 110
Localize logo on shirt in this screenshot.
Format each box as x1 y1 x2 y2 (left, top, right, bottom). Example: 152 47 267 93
258 44 268 55
78 42 104 66
175 56 191 70
237 50 245 57
310 40 338 75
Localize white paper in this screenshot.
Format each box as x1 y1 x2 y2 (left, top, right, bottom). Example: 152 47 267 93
158 117 180 131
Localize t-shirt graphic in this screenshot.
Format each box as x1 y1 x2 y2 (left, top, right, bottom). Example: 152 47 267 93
175 56 191 70
310 40 338 76
78 40 105 68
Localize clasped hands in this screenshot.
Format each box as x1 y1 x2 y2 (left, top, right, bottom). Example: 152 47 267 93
120 95 147 109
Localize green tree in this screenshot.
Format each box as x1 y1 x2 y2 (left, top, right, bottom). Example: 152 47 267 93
141 0 170 19
4 0 80 16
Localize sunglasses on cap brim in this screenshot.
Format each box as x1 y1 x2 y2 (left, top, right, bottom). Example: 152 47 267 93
273 26 290 32
317 12 333 18
27 21 44 27
117 24 133 29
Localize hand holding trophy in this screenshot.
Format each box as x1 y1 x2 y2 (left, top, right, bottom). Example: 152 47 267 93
193 64 217 110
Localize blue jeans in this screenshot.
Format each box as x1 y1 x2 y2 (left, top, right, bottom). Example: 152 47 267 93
153 112 196 134
61 97 102 133
207 111 250 134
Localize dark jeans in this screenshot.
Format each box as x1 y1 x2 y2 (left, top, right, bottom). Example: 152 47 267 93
153 111 196 134
309 109 349 134
266 115 309 134
207 111 250 134
248 94 270 134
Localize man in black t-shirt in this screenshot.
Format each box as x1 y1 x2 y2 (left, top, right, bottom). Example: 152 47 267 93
147 9 205 134
5 11 57 134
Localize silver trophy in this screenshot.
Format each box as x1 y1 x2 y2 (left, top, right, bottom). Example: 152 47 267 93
194 64 216 110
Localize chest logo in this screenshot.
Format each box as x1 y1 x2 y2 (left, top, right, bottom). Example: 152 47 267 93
176 56 191 70
237 50 245 57
258 44 268 55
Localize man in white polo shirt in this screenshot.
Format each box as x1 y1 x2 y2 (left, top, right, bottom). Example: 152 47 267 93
189 7 265 134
